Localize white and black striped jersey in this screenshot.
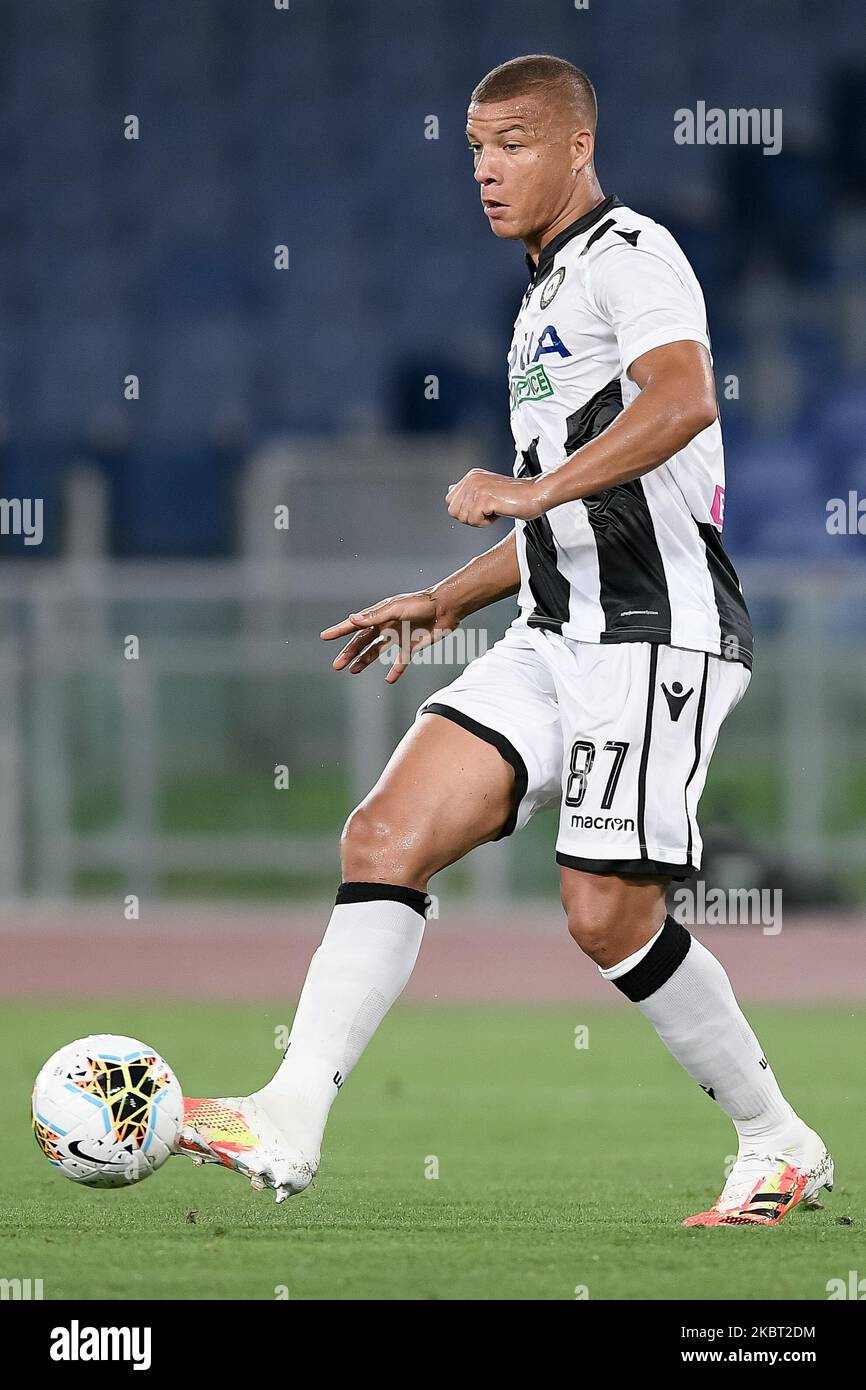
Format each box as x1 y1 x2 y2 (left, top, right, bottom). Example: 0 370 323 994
507 194 752 669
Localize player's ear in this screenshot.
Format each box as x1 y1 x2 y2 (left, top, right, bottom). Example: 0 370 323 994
569 128 594 171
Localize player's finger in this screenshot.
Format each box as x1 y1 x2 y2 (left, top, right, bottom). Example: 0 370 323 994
333 627 377 667
383 615 412 682
349 634 394 674
320 605 390 640
321 612 378 640
409 627 434 654
348 645 387 675
385 652 409 683
320 617 359 640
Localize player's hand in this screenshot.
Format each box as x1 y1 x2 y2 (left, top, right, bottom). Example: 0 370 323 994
445 469 544 527
320 590 459 684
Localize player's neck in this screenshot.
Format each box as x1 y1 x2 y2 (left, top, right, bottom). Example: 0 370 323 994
525 180 607 267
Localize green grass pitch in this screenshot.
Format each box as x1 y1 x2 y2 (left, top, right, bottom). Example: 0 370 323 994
1 1000 862 1300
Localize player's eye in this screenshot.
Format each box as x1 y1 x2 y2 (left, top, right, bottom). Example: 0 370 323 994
503 143 522 152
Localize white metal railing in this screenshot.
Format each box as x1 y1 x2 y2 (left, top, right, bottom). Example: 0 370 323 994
1 555 865 903
1 439 865 904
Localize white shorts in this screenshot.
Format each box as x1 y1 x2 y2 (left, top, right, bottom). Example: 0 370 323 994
415 623 750 879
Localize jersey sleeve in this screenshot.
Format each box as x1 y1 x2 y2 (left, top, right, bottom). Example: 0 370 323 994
585 231 711 374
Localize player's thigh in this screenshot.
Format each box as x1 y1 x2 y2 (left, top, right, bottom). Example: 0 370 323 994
342 626 563 885
342 710 516 884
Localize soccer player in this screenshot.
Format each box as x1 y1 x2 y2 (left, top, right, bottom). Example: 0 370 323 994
179 56 832 1226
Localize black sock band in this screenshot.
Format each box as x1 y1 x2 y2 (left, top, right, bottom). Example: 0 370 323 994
335 881 431 919
611 915 691 1002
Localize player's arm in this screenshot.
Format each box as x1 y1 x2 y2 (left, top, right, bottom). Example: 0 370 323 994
445 339 716 525
428 526 520 619
320 529 519 683
527 339 716 512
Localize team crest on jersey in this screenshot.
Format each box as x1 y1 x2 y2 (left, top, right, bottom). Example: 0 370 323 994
509 362 554 412
539 267 566 308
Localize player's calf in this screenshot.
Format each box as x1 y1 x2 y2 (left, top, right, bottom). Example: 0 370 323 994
574 891 832 1225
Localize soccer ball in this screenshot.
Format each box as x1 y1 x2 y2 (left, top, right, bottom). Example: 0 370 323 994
31 1034 184 1188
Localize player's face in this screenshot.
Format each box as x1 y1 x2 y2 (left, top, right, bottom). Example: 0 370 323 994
466 97 579 243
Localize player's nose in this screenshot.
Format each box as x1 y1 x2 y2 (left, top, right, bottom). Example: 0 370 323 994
473 152 501 185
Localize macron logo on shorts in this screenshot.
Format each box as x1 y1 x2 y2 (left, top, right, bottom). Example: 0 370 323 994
570 814 636 832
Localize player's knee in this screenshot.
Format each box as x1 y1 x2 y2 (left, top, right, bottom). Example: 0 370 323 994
340 798 424 884
561 877 621 962
564 906 616 962
341 801 390 879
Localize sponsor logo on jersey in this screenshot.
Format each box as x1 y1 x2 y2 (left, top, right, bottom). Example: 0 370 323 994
532 324 570 361
539 266 566 307
508 324 571 374
509 362 554 412
570 814 636 832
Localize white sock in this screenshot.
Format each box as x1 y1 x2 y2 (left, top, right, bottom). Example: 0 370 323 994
252 882 429 1160
600 916 801 1150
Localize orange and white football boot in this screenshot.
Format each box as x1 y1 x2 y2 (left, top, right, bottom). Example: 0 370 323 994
174 1095 317 1204
683 1125 834 1227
